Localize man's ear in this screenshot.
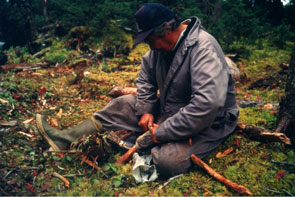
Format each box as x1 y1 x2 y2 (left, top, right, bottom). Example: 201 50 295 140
166 24 173 32
164 25 173 36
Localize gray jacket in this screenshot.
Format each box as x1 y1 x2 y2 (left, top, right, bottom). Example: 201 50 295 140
135 17 239 142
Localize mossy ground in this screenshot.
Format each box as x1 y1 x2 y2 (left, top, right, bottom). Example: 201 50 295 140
0 41 294 196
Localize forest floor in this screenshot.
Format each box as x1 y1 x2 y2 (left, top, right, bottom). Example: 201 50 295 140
0 41 295 196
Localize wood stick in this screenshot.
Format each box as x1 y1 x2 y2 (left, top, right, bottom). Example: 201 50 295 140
191 154 253 196
115 146 137 164
52 172 70 188
0 62 49 73
104 131 132 150
108 86 137 97
237 123 291 145
116 126 153 164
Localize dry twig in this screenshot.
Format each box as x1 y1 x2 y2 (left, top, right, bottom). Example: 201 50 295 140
52 172 70 188
191 154 253 195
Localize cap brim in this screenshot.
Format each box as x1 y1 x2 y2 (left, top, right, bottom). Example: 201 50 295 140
133 29 153 48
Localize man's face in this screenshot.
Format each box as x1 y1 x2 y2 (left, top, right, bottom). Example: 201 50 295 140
146 34 173 52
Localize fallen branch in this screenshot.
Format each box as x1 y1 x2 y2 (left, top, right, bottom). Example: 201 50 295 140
0 164 41 170
0 62 50 73
104 131 132 150
191 154 253 195
120 132 134 141
259 186 281 194
45 150 81 154
17 131 33 138
83 157 100 170
157 174 183 190
108 86 137 97
32 47 50 58
283 189 294 196
116 126 154 164
270 160 295 168
237 123 291 145
52 172 70 188
0 120 18 127
115 146 137 164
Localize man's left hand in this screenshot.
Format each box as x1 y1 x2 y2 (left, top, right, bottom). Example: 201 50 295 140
151 123 160 143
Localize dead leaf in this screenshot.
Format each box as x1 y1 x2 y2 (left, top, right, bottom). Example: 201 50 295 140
23 118 34 124
209 158 212 164
233 137 242 147
261 152 270 161
263 103 274 110
39 87 47 96
275 170 286 180
244 92 252 99
41 183 48 191
51 118 58 127
26 183 35 192
8 180 16 185
0 98 9 103
216 147 234 158
0 120 18 126
56 108 63 118
81 155 87 165
33 170 38 176
31 72 44 76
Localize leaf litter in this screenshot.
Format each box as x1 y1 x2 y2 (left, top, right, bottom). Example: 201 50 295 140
0 42 295 196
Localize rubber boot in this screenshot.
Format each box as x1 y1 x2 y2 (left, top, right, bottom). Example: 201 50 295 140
36 114 103 151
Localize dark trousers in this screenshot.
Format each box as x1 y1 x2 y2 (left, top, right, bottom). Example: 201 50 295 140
94 94 225 177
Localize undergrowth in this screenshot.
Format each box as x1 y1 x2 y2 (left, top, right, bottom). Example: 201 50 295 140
0 40 294 196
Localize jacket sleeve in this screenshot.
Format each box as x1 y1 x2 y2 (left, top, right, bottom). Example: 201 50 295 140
154 47 229 142
135 51 159 116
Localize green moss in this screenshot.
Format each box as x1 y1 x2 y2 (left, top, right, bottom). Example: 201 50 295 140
1 37 295 196
44 48 69 64
238 107 278 129
235 40 291 84
101 21 133 57
127 43 150 62
247 88 285 103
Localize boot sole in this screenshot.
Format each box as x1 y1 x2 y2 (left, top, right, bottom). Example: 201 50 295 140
36 114 61 151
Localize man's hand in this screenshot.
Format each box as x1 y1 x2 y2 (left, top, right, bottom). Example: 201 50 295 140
138 113 154 132
151 123 160 143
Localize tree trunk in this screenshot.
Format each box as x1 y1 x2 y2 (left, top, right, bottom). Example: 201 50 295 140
18 0 37 43
274 42 295 144
43 0 49 24
208 0 221 30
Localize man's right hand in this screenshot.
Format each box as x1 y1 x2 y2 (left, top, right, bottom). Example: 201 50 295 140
138 113 154 132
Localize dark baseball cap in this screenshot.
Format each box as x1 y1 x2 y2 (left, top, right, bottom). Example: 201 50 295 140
133 3 175 47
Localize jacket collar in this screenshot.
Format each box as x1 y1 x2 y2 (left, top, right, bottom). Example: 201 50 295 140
161 17 202 102
181 16 202 50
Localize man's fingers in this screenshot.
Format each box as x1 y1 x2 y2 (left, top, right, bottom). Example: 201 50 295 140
138 113 154 132
148 117 154 130
138 122 147 132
